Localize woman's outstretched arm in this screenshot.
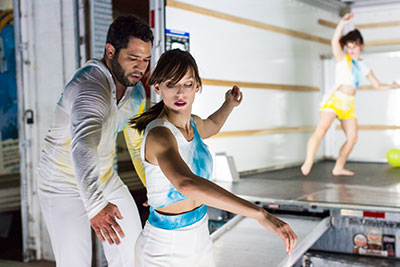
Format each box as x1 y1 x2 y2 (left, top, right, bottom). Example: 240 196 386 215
145 127 298 254
367 71 400 90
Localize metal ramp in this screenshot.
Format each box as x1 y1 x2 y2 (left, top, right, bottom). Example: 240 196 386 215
211 215 331 267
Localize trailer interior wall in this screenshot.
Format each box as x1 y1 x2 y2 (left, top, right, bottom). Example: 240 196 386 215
166 0 339 172
324 7 400 161
0 1 13 9
17 0 81 260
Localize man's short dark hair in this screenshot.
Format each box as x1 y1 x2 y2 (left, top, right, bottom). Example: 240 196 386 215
106 15 154 54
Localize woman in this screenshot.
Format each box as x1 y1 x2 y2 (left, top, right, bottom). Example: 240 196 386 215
131 49 297 266
301 13 400 176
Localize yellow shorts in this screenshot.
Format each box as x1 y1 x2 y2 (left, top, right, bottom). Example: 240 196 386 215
320 91 355 120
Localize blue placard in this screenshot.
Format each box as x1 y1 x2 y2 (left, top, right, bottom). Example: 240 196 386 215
166 28 190 51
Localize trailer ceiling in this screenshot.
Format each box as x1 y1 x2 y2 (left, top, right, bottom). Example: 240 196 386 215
298 0 400 14
338 0 400 7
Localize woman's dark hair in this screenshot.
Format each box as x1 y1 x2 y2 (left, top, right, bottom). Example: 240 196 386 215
106 15 153 55
130 49 202 133
339 29 364 49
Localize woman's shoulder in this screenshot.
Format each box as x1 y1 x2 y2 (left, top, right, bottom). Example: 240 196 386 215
191 114 203 129
145 121 178 149
145 118 168 133
191 114 200 122
145 118 181 139
335 54 351 64
147 117 167 127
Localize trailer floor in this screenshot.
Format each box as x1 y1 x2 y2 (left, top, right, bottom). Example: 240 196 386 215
218 161 400 210
0 260 55 267
212 161 400 266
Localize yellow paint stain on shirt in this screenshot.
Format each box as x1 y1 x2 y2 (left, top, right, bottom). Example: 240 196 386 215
123 98 147 187
345 54 352 70
124 128 146 187
101 165 113 184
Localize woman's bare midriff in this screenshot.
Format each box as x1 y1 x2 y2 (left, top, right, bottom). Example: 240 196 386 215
336 84 356 96
156 198 202 215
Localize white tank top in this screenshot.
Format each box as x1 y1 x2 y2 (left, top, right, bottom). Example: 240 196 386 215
321 54 370 106
334 54 370 89
141 117 213 210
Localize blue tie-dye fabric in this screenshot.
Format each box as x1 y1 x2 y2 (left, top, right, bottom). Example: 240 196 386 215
189 117 213 180
148 205 207 230
148 117 213 230
351 59 361 88
115 82 146 133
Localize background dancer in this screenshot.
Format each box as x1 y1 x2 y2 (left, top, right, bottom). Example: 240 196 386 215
301 13 400 176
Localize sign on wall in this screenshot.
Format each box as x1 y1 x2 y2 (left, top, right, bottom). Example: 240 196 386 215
166 29 190 51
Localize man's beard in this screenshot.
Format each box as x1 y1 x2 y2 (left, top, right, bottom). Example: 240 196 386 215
111 56 142 87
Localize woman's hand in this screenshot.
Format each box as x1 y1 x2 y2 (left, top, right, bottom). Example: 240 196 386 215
256 209 298 255
225 85 243 107
194 85 243 138
340 13 354 24
391 81 400 89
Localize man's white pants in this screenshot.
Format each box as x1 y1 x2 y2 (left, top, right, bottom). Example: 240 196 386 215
39 178 142 267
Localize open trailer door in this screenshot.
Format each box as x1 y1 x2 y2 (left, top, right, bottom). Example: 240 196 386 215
14 0 83 261
149 0 165 103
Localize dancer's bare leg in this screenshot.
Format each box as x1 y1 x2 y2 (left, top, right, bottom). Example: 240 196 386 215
332 118 358 176
301 111 336 176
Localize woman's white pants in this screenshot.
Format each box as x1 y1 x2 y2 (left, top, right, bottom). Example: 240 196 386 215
135 214 215 267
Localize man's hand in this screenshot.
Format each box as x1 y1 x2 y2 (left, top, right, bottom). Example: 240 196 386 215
90 202 125 245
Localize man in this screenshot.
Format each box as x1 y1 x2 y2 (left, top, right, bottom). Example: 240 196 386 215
37 15 152 267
